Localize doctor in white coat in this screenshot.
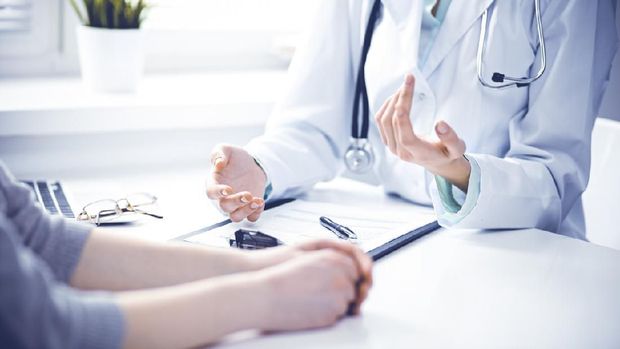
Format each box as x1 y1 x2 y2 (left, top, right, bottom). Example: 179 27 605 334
206 0 618 240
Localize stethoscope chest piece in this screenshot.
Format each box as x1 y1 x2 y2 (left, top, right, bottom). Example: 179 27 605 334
345 0 382 174
345 138 375 174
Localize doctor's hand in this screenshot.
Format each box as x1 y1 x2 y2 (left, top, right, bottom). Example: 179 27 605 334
375 74 471 192
206 144 267 222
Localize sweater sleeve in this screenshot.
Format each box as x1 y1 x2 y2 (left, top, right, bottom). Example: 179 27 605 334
0 164 92 283
0 213 124 349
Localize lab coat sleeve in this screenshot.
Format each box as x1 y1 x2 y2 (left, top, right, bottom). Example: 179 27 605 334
245 0 355 200
430 0 618 236
434 156 481 224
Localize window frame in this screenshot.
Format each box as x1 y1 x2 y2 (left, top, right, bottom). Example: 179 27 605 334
0 0 313 77
0 0 71 77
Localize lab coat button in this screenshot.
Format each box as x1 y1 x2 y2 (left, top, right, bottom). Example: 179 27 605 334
417 93 426 101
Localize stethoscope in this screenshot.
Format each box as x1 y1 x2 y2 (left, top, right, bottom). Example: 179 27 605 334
477 0 547 88
345 0 548 174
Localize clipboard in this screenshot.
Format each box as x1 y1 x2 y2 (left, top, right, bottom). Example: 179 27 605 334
174 198 440 261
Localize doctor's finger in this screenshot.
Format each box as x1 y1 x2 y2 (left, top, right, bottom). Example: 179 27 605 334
394 74 416 122
392 113 423 164
374 95 393 144
393 103 421 148
247 205 265 222
435 121 466 158
381 95 399 153
388 78 415 154
218 191 254 213
229 199 264 223
206 184 233 200
210 144 233 172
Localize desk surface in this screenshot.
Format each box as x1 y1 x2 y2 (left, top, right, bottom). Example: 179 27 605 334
65 169 620 349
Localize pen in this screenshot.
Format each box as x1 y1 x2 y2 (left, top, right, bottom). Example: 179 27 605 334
319 216 358 240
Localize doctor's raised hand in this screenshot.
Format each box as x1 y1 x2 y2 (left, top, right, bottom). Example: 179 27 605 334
206 144 267 222
376 74 471 192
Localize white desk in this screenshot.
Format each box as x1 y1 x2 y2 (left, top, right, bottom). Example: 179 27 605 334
62 169 620 349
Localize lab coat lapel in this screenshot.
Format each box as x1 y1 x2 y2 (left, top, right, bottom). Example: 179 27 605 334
422 0 495 77
380 0 425 69
381 0 416 28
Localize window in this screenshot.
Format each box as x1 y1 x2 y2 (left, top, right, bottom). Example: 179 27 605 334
0 0 60 75
0 0 316 76
143 0 317 71
0 0 31 32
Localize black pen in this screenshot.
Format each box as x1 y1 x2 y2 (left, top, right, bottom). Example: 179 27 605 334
319 216 358 240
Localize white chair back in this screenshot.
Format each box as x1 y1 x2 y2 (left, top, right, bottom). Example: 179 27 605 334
583 117 620 250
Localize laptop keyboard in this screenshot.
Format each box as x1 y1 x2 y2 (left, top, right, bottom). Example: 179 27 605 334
22 180 75 218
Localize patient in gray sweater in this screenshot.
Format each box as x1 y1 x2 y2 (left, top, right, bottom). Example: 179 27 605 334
0 166 122 348
0 163 372 349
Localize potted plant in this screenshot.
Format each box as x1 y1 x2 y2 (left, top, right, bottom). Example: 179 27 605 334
69 0 149 92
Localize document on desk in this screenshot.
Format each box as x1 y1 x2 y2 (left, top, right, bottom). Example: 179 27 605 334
184 199 437 253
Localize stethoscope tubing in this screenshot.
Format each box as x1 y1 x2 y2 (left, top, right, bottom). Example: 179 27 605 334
477 0 546 88
351 0 383 140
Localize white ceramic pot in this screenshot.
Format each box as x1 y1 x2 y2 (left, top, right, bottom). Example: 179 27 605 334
76 25 145 93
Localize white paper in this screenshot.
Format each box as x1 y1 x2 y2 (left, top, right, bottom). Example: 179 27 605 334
185 199 436 253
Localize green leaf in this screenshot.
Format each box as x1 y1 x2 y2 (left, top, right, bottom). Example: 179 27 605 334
83 0 95 26
68 0 86 25
69 0 149 29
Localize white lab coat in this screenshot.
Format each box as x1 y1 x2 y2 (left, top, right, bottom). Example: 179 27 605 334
246 0 618 239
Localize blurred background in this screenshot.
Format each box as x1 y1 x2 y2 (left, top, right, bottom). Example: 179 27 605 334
0 0 318 178
0 0 618 179
0 0 316 74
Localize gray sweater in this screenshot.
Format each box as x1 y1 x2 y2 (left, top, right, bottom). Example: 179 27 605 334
0 163 124 349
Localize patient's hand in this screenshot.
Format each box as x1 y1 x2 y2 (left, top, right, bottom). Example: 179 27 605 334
247 239 373 316
206 144 267 222
252 248 370 331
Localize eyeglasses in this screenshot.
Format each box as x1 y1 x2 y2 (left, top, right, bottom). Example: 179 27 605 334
77 193 164 226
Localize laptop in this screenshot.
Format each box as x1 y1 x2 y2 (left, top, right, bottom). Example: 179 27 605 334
21 180 76 219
